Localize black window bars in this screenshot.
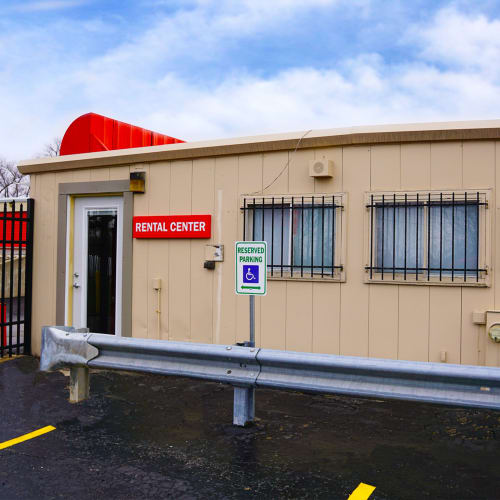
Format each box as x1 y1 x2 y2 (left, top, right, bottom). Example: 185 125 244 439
366 191 487 283
242 195 344 279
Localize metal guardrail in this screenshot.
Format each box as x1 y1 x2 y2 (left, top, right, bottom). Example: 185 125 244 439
41 326 500 426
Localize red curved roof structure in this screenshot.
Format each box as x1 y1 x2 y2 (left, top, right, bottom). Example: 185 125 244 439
60 112 184 156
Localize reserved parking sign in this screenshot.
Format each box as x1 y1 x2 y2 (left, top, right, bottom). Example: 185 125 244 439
235 241 267 295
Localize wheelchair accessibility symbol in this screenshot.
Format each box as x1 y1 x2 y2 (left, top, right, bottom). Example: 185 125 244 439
243 265 259 284
235 241 267 295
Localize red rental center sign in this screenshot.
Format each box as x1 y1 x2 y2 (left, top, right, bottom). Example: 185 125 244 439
133 215 211 239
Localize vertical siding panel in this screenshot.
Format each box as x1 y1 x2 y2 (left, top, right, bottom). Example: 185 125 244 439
496 141 500 311
212 156 239 345
399 143 431 361
147 162 171 340
31 173 56 355
168 160 192 341
493 207 500 365
237 154 263 345
429 142 462 363
190 158 215 344
369 286 398 359
287 149 315 351
286 281 313 352
261 282 287 349
463 141 495 189
398 286 429 361
340 146 370 356
430 142 462 189
131 164 150 339
262 151 289 194
369 145 400 359
401 143 431 190
53 171 74 330
429 287 462 363
72 169 92 182
462 141 495 364
312 282 340 354
55 171 75 185
494 141 500 362
370 144 400 191
29 174 38 350
312 146 343 354
288 149 315 194
260 151 289 349
109 165 130 181
462 289 491 365
90 167 110 181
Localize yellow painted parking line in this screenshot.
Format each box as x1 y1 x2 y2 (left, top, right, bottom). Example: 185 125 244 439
0 426 56 450
348 482 376 500
0 355 23 364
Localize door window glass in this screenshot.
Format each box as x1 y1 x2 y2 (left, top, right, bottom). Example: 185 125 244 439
87 209 117 334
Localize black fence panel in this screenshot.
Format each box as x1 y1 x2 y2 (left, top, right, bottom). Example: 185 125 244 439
0 198 34 358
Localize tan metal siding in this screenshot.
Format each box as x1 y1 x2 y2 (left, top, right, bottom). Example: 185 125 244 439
368 144 401 359
236 154 262 346
259 152 288 349
340 146 370 356
213 156 239 346
191 158 215 344
31 172 57 355
312 146 342 355
147 162 171 340
286 149 315 352
27 140 500 368
398 144 431 361
131 164 150 340
462 141 495 365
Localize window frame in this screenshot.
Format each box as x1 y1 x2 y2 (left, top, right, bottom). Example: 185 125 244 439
241 193 347 282
364 190 491 287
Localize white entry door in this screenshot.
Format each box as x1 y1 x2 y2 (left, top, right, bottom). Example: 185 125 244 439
72 196 123 335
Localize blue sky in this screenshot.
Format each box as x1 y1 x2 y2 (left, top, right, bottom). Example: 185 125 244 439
1 0 500 160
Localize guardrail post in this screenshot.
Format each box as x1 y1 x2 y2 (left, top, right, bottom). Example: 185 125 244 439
233 386 255 426
70 366 90 403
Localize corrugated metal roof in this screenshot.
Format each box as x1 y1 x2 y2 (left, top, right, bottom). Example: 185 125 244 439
60 112 184 156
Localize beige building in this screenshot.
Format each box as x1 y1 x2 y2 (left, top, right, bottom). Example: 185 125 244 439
19 120 500 367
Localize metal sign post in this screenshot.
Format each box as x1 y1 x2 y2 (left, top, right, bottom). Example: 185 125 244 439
249 295 255 347
234 241 267 425
235 240 267 346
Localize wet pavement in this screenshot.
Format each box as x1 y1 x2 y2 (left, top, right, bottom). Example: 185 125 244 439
1 356 500 499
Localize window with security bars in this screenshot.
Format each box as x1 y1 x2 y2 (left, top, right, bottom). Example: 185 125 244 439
365 191 489 284
242 195 345 279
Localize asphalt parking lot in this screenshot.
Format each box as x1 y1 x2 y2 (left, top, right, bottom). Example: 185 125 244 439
1 356 500 500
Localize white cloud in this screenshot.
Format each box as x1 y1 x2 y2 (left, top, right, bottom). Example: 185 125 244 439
78 0 348 75
2 3 500 161
412 6 500 77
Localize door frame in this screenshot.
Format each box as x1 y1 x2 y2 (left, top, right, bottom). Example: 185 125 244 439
71 196 124 335
56 180 134 337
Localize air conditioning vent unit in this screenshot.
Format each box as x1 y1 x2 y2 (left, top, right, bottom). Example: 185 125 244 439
309 158 333 178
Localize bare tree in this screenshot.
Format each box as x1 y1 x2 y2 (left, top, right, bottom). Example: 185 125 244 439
42 137 61 157
0 136 62 198
0 158 30 198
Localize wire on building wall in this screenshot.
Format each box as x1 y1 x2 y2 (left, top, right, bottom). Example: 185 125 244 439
249 129 313 195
